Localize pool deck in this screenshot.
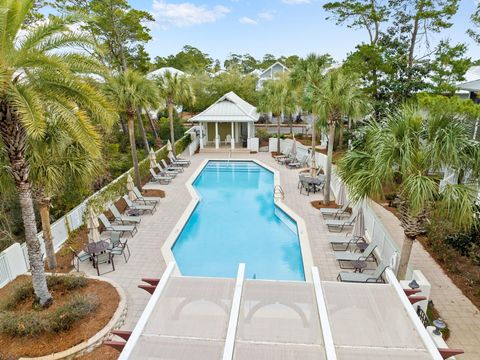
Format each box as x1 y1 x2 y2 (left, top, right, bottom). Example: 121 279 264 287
80 151 480 359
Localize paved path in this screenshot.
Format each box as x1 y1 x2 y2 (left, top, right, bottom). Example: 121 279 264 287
371 202 480 359
80 151 480 358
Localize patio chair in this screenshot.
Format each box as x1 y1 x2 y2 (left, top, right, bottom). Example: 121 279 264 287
133 187 160 205
155 163 177 178
123 195 156 214
94 252 115 276
335 240 378 268
168 152 190 166
149 168 171 184
109 235 130 263
98 213 137 237
328 233 363 250
320 202 351 219
161 159 184 173
299 179 314 195
274 150 290 162
225 134 231 145
286 155 307 169
325 215 356 232
108 204 141 224
70 247 91 271
337 262 388 283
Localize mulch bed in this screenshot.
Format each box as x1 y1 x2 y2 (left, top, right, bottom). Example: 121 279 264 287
311 200 343 210
77 344 120 360
0 275 119 359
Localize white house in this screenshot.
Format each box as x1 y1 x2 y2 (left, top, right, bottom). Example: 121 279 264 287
256 61 289 90
190 91 259 151
146 67 186 80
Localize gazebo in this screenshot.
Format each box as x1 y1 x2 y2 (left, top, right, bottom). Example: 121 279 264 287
190 91 259 151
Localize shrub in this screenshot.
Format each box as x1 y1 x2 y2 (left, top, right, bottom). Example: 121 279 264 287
0 311 45 337
0 282 34 311
46 275 88 291
49 295 97 333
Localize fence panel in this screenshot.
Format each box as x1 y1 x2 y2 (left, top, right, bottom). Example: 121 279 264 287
0 254 11 288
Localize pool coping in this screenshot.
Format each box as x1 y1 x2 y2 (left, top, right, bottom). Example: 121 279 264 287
161 158 314 282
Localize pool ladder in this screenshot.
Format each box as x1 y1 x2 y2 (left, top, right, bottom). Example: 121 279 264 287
274 185 285 200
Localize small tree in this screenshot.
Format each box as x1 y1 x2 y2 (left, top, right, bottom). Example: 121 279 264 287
155 71 195 154
311 69 370 204
338 105 480 278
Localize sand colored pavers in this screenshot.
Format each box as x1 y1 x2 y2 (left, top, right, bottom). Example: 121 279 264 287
80 151 480 358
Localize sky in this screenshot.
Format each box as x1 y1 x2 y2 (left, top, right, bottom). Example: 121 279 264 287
129 0 480 65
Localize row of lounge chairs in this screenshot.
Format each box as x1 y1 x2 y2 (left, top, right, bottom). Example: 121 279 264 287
274 152 308 169
150 154 190 184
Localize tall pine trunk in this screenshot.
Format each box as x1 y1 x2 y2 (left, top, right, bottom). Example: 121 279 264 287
276 113 281 154
310 116 317 176
39 196 56 270
324 123 336 204
145 109 159 141
0 103 52 306
397 234 414 279
127 108 142 191
136 107 150 153
168 102 176 155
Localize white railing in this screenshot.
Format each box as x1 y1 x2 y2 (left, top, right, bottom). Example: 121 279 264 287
0 136 190 287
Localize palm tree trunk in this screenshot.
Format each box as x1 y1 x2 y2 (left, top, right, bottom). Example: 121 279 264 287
338 124 344 150
136 107 150 153
0 104 52 306
145 109 159 140
324 123 336 204
289 115 293 135
310 117 317 177
127 108 142 191
39 196 57 270
276 114 281 153
397 234 414 279
118 115 127 133
168 102 176 155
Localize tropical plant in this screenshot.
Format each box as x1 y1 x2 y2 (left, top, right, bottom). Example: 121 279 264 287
29 119 105 270
258 75 290 153
104 70 158 190
311 68 370 204
155 71 195 154
0 0 114 306
290 53 332 174
338 105 480 278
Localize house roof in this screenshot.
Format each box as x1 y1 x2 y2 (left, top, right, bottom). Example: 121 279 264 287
146 67 185 80
456 66 480 91
190 91 259 122
258 61 289 79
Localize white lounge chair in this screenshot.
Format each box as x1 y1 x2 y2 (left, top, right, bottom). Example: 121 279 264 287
320 202 351 219
337 263 388 283
155 162 177 178
133 187 160 205
98 213 137 236
108 204 141 224
168 153 190 166
123 195 156 214
149 168 171 184
161 159 184 173
325 215 356 232
335 240 377 267
328 233 363 250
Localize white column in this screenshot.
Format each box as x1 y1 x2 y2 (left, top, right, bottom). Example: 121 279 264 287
247 122 252 149
215 122 220 149
199 123 204 149
231 122 235 150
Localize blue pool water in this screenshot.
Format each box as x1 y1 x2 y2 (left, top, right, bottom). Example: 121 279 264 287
172 161 305 281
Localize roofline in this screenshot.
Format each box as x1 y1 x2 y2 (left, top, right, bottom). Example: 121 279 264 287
260 61 290 77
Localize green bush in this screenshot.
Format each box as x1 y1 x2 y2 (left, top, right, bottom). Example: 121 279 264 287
49 295 97 333
46 275 88 291
0 282 34 311
444 231 480 257
0 294 98 337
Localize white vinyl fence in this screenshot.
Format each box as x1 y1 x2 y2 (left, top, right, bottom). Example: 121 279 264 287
271 138 401 272
0 136 190 288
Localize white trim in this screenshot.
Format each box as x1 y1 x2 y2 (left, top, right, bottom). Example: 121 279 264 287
161 159 314 282
118 262 176 360
222 263 246 360
311 267 337 360
385 269 442 360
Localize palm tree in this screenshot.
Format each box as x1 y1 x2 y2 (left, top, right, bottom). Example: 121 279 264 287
311 69 370 204
290 54 332 175
105 70 158 190
258 77 289 153
338 105 480 279
155 71 195 154
29 119 104 270
0 1 114 306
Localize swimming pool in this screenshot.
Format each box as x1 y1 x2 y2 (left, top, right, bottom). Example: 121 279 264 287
171 160 305 281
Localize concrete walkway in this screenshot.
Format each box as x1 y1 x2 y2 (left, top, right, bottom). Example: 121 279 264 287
80 151 480 359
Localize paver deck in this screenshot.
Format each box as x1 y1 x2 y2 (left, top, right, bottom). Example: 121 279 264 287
80 151 480 359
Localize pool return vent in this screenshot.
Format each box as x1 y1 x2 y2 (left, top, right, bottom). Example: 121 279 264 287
274 185 285 200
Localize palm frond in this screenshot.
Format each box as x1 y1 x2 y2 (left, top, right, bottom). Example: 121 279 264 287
437 184 478 231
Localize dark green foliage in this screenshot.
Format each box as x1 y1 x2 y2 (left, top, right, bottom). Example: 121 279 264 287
158 118 186 142
154 45 213 73
445 230 480 258
49 295 98 333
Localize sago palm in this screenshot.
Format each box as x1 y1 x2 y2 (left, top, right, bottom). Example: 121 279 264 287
338 105 480 279
290 54 332 174
311 69 370 204
155 71 195 154
105 70 158 190
0 0 114 306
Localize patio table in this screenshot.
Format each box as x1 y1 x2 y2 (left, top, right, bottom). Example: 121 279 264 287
84 240 109 255
352 260 367 273
356 241 369 252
